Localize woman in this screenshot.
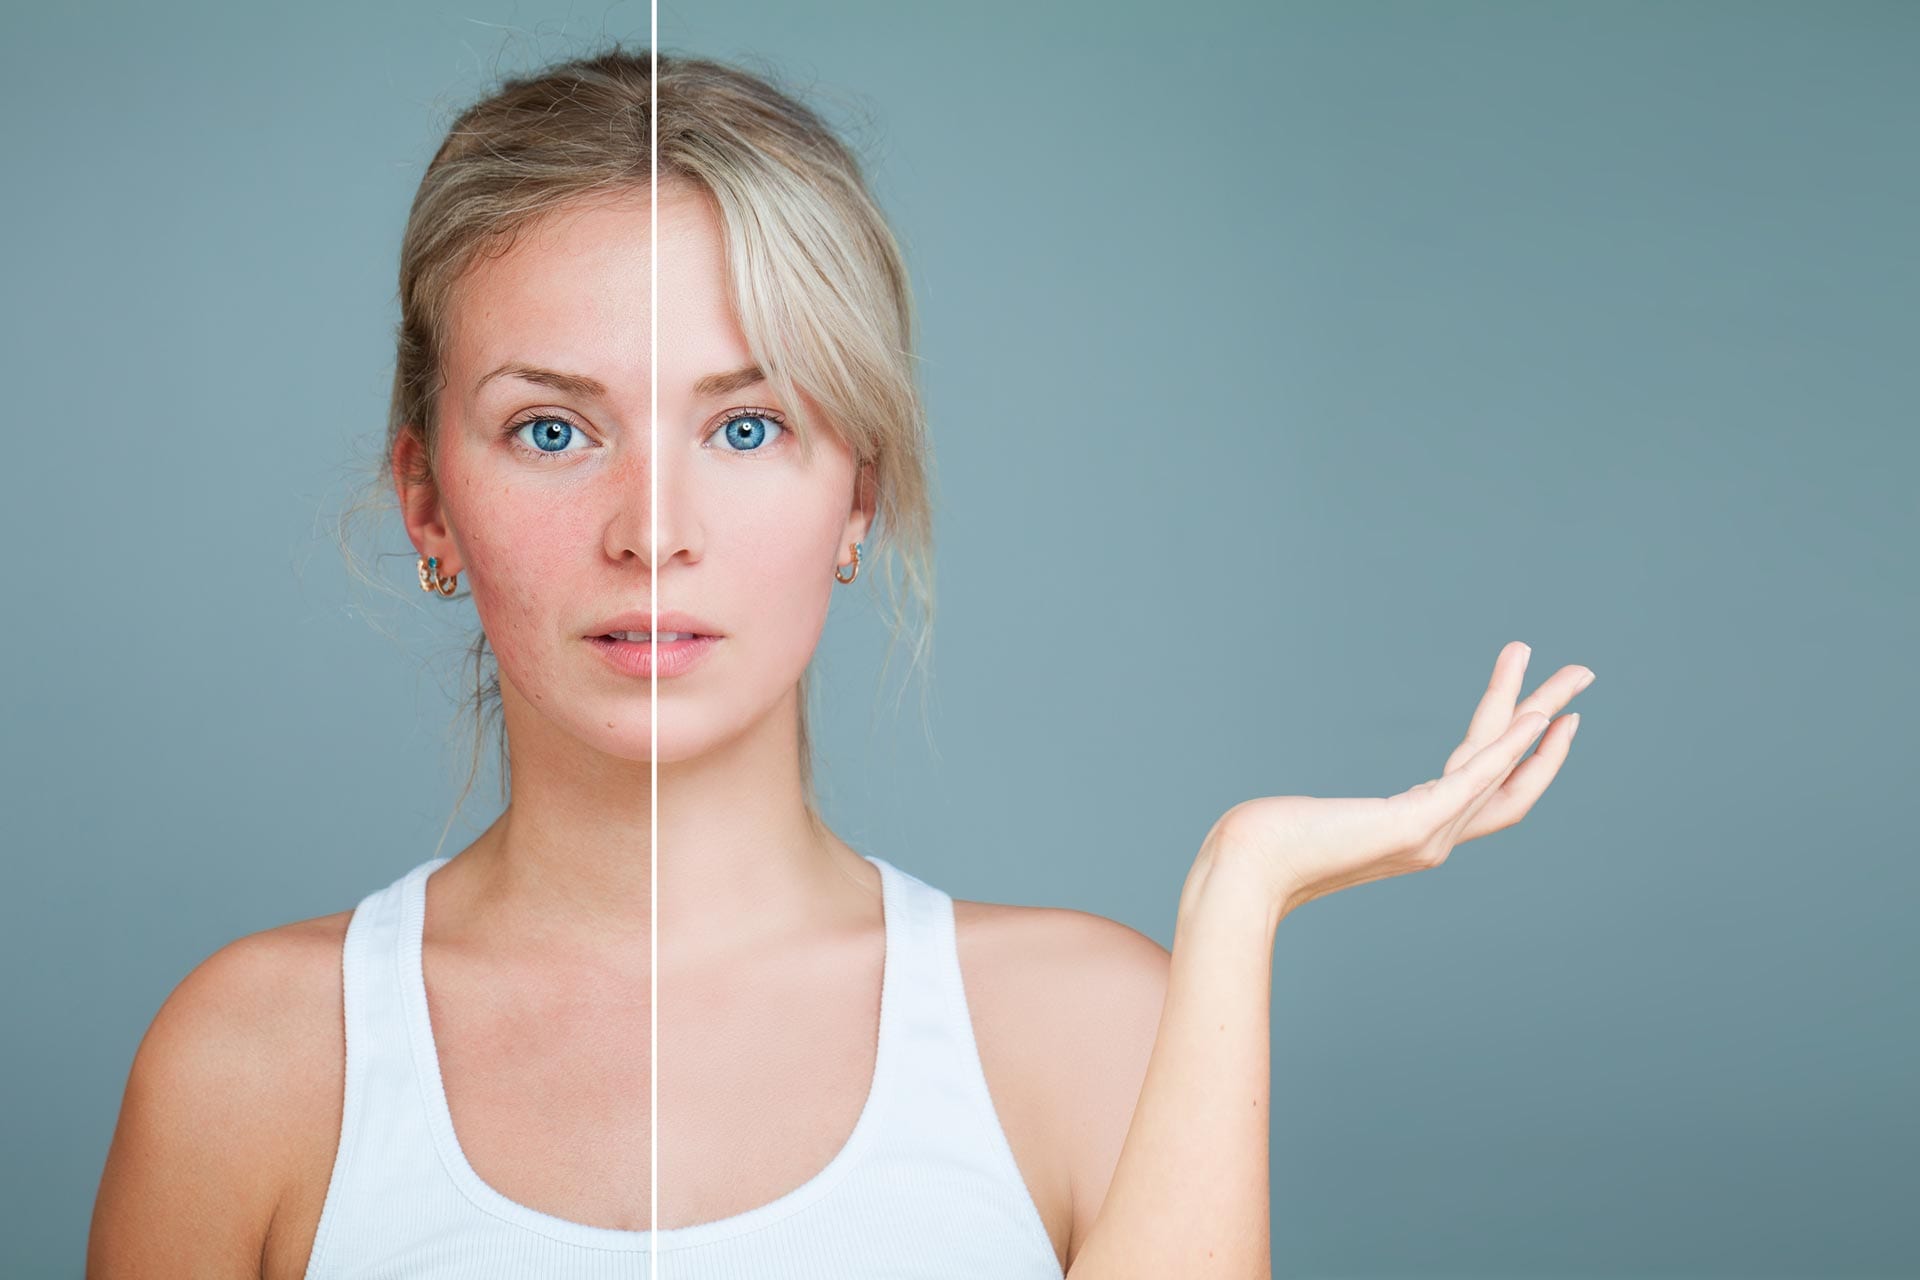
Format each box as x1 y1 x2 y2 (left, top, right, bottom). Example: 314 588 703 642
89 47 1592 1278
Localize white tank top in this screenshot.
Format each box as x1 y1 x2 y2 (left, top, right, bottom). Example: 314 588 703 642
302 852 1066 1278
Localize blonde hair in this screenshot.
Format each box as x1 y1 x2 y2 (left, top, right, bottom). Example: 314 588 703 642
337 44 936 843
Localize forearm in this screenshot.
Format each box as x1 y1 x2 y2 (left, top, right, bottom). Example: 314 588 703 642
1067 842 1281 1279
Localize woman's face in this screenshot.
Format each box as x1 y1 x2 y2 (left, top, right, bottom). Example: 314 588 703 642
398 182 873 765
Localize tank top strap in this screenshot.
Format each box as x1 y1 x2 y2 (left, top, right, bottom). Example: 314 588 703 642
858 855 1060 1268
304 857 456 1277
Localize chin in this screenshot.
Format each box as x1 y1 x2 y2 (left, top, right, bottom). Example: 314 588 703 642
531 690 742 763
647 720 748 765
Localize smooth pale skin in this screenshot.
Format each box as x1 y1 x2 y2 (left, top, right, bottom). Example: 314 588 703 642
1065 641 1593 1278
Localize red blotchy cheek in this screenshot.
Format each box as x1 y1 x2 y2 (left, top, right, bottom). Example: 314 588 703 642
462 490 613 665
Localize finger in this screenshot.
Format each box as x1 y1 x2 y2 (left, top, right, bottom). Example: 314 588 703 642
1414 708 1549 830
1454 712 1580 843
1443 642 1531 775
1446 654 1595 776
1515 664 1596 727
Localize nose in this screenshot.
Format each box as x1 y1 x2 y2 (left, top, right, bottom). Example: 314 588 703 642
603 428 701 570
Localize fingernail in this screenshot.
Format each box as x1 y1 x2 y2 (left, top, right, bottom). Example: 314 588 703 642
1568 713 1581 738
1576 669 1595 692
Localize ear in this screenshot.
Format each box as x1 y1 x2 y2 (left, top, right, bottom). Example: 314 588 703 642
393 427 458 575
844 459 878 551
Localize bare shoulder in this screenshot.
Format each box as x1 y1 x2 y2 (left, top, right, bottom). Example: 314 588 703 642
89 909 353 1280
953 899 1171 1035
952 896 1171 1269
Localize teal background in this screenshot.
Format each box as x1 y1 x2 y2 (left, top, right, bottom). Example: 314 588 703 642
3 1 1914 1274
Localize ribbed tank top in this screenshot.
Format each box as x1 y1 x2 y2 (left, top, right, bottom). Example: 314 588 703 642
302 852 1067 1278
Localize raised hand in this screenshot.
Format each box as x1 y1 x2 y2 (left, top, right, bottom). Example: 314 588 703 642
1073 642 1593 1279
1201 641 1594 918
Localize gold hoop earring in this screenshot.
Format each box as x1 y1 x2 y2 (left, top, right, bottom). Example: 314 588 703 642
834 541 862 585
418 554 458 596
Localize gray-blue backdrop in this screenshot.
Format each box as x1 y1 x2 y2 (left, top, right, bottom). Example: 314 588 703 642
2 1 1913 1274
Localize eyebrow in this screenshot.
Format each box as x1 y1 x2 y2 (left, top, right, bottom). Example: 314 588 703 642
694 365 766 398
474 362 609 400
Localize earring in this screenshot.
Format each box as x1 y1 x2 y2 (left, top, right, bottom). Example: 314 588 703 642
834 541 863 584
418 554 458 596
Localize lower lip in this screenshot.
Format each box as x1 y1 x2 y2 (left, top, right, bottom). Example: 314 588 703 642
586 634 721 679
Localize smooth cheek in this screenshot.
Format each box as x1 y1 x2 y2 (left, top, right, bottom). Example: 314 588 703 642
731 487 843 682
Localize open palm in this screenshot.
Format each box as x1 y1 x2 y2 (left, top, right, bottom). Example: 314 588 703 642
1210 641 1595 915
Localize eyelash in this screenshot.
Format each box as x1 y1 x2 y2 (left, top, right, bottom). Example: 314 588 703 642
704 407 789 457
499 408 790 459
498 411 573 460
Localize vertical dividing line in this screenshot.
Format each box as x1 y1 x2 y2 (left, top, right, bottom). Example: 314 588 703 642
648 14 660 1279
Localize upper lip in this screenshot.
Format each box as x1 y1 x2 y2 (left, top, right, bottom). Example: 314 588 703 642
586 610 724 638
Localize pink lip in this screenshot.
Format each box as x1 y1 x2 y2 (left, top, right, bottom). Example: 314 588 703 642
585 633 720 679
585 609 723 639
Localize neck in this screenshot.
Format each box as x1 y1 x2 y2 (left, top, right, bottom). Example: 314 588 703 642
446 677 878 972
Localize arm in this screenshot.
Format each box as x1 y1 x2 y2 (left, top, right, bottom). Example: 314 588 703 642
1067 642 1592 1279
1065 837 1279 1279
88 934 307 1279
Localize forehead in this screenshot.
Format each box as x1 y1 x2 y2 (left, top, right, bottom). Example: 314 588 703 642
448 195 648 346
444 184 748 389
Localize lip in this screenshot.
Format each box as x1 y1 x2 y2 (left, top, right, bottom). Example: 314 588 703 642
585 632 719 679
583 609 724 640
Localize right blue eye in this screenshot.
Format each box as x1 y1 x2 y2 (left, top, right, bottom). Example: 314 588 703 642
505 414 594 457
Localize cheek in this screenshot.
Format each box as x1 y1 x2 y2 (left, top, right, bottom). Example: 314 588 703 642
731 488 845 656
444 465 600 662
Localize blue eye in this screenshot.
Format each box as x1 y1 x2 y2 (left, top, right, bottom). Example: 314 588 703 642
505 414 593 457
709 410 788 454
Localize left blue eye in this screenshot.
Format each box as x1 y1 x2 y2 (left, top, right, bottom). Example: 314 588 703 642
508 415 591 456
710 412 787 453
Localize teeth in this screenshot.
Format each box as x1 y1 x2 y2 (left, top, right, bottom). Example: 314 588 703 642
610 631 696 642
